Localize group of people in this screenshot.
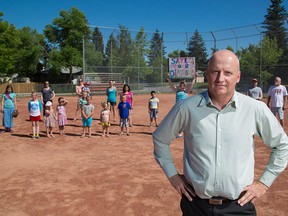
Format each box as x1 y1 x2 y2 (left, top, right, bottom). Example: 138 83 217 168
1 79 162 138
153 50 288 216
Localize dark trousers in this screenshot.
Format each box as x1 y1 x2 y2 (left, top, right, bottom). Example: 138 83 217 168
180 195 256 216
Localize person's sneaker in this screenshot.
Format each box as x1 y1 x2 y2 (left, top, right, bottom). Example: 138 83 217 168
35 135 40 139
32 135 36 139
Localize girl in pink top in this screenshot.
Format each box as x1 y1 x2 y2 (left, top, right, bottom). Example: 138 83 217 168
57 97 68 135
120 84 133 126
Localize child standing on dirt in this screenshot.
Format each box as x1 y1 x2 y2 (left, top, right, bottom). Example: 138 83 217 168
79 91 88 109
148 91 159 127
118 95 131 136
81 96 94 138
100 102 111 137
57 97 68 135
28 91 43 139
44 101 57 138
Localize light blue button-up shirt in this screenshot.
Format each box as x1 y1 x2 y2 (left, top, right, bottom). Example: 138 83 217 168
153 90 288 200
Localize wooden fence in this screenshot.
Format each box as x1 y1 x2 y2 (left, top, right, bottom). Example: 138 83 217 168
0 83 37 94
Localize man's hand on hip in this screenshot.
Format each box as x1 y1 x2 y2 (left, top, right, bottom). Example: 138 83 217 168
169 174 195 201
238 180 268 206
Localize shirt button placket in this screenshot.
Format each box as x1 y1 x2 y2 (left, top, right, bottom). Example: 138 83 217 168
215 112 222 192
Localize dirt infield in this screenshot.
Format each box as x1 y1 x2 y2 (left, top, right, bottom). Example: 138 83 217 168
0 94 287 216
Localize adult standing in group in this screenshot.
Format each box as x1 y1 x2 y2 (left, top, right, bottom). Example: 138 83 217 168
267 76 287 127
73 78 84 121
153 50 288 216
120 84 133 126
107 80 118 122
167 77 195 138
40 81 55 116
1 85 17 132
247 78 263 100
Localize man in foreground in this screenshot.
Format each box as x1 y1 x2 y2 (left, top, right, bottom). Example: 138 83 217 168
153 50 288 216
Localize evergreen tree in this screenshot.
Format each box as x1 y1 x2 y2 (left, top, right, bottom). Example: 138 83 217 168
89 27 104 69
117 25 133 67
148 29 165 66
131 27 149 82
105 33 119 72
262 0 288 62
186 30 208 70
92 27 104 54
147 29 166 83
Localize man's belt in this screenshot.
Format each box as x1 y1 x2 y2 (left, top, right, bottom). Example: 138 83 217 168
194 192 246 205
208 197 234 205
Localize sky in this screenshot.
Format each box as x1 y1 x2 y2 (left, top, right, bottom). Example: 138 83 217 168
1 0 288 55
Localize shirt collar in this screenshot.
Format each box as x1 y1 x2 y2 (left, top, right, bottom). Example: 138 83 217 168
200 90 238 109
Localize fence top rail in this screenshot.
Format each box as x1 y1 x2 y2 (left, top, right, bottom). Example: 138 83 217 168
84 73 122 75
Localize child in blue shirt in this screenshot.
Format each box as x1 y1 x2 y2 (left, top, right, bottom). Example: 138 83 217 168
117 95 131 136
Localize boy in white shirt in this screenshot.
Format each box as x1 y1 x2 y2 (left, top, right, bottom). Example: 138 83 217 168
148 91 160 127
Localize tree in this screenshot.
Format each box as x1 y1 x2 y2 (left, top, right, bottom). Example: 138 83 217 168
226 46 234 52
239 36 283 84
117 25 133 68
84 40 103 73
105 33 119 72
147 29 166 82
91 27 105 67
168 50 180 58
186 30 208 70
168 50 187 58
92 27 104 54
262 0 288 62
44 7 90 82
130 27 149 82
0 13 20 76
15 27 45 77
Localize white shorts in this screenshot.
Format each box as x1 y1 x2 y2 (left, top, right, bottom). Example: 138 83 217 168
271 107 284 120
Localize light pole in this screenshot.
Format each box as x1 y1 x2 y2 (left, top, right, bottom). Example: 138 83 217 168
255 25 262 87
